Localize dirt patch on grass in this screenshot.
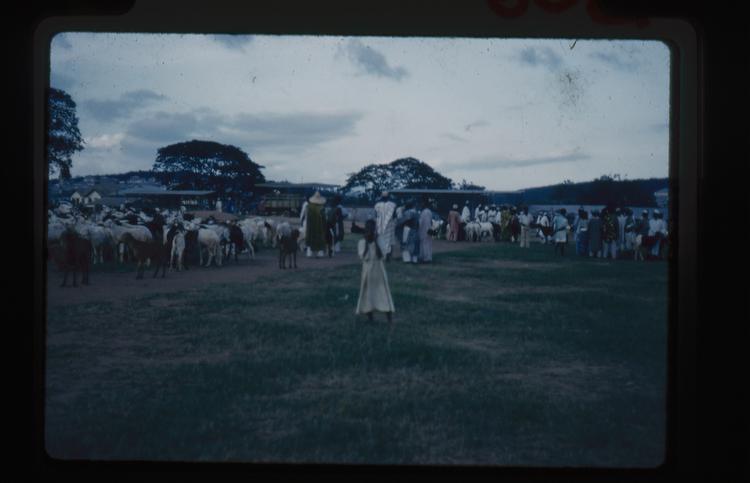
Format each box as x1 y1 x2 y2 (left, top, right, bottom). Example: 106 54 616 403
46 239 485 308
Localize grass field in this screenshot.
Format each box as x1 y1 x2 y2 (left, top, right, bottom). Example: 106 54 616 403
45 240 668 467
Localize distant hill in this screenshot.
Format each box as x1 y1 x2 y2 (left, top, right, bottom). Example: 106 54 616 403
519 176 668 207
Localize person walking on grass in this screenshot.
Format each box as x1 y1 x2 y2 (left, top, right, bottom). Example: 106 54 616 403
552 208 569 256
356 219 395 324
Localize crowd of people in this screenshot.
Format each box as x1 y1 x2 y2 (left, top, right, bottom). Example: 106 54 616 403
568 205 669 260
434 200 669 261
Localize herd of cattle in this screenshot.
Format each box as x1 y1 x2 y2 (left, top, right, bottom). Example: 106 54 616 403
47 205 295 286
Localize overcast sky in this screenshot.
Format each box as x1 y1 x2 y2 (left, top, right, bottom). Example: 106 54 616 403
50 33 670 191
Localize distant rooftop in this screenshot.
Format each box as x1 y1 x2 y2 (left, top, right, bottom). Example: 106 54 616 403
120 188 214 196
389 189 524 194
257 182 340 189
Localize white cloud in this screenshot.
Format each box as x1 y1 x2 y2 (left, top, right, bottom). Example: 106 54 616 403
86 133 125 150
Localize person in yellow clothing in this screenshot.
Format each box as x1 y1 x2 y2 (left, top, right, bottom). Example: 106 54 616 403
305 191 327 258
356 219 395 324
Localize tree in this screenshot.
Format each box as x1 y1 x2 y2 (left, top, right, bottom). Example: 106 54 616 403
455 179 485 191
47 87 84 180
152 140 265 195
341 157 453 201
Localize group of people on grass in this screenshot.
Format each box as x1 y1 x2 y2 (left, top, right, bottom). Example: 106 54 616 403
446 201 525 243
442 200 669 261
356 191 441 325
374 192 437 265
569 205 669 260
297 190 669 326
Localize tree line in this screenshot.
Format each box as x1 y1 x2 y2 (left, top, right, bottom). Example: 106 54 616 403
47 86 665 207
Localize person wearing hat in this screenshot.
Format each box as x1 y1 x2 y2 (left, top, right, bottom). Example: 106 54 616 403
374 191 397 260
447 204 461 242
305 191 327 258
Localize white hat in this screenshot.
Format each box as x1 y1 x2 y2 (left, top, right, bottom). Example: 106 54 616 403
309 191 326 204
452 204 458 209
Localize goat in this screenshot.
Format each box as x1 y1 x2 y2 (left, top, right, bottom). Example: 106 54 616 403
227 223 245 262
431 219 445 240
164 224 185 271
478 222 494 242
263 220 278 247
278 226 301 269
634 234 658 261
170 231 186 270
121 232 169 279
197 228 222 267
48 229 92 287
464 221 481 242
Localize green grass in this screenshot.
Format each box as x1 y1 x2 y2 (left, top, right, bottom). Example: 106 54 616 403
45 242 668 466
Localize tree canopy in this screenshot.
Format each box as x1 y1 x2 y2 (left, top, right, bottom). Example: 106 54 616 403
47 87 84 180
454 179 485 191
341 157 453 201
152 140 265 195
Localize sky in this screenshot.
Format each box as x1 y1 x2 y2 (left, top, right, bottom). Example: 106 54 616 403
50 33 670 191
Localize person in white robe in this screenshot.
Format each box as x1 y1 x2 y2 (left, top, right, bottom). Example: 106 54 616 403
356 219 395 323
298 198 309 252
461 201 471 222
617 208 627 253
518 207 532 248
418 199 434 262
374 192 397 260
